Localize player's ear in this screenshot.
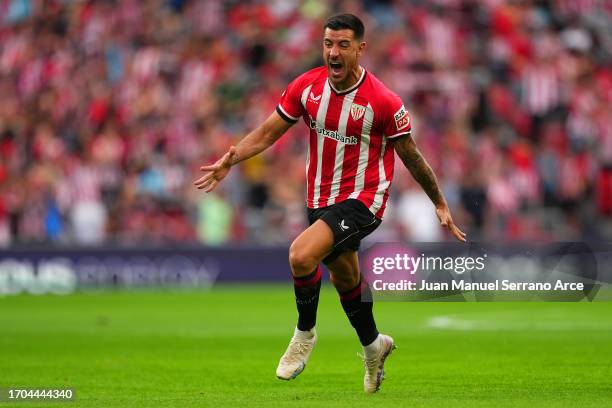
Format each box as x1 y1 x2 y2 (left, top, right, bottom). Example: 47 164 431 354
357 41 366 56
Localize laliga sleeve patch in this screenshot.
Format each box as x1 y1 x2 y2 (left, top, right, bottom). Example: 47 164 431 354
394 105 411 131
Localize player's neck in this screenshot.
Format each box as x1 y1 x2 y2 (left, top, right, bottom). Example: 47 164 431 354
330 65 363 92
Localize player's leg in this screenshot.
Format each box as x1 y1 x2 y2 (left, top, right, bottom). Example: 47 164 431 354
327 251 378 343
289 218 334 276
288 219 334 331
326 249 395 393
326 252 383 346
276 220 334 380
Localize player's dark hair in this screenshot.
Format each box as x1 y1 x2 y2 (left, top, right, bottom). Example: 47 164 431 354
324 14 365 40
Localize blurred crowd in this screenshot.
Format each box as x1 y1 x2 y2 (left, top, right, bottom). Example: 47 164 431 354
0 0 611 247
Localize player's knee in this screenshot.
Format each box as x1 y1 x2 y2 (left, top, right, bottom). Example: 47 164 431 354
289 243 317 276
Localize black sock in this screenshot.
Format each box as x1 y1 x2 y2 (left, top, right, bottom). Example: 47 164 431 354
293 266 322 331
339 279 379 346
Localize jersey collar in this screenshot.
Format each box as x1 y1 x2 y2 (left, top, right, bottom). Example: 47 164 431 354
328 66 366 95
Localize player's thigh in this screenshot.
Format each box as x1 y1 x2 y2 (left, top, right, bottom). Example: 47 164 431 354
289 219 335 267
326 251 360 292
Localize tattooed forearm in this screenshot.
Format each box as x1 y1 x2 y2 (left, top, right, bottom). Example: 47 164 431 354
392 135 467 242
395 137 446 207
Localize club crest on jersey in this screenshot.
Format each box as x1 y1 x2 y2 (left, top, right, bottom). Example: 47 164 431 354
350 103 366 121
394 105 410 131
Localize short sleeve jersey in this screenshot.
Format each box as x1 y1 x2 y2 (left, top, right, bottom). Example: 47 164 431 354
276 66 411 219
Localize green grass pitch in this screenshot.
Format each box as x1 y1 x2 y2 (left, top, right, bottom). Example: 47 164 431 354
1 284 611 407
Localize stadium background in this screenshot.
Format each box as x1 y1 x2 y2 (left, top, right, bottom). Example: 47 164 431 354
1 1 612 406
1 0 612 246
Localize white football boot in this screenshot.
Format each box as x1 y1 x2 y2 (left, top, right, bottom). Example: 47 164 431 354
276 327 317 380
363 334 395 393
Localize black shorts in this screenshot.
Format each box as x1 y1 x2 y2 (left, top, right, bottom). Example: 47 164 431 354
307 199 382 264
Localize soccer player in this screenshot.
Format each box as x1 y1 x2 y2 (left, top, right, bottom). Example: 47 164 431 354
194 14 466 393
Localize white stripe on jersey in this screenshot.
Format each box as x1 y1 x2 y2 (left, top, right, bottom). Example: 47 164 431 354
301 84 314 197
348 103 374 200
300 84 313 108
312 81 332 208
326 89 358 206
370 137 390 215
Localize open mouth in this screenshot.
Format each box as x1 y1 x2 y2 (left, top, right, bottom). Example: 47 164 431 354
329 61 343 77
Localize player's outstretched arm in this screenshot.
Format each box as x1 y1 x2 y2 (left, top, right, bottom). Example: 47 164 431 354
393 135 467 242
194 111 294 192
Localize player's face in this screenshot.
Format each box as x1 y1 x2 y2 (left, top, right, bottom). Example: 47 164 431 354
323 28 365 89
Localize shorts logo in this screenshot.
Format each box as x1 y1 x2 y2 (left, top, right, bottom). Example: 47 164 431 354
339 220 350 231
394 105 410 131
350 103 366 121
309 92 322 103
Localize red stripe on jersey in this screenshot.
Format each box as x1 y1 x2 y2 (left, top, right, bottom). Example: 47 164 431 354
376 146 396 218
306 81 326 205
307 126 318 204
317 94 345 208
336 89 368 202
357 134 383 208
318 138 336 207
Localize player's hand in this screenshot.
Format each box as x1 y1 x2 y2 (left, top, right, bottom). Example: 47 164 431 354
194 146 237 193
436 205 467 243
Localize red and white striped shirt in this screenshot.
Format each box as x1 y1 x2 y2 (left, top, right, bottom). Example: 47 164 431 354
276 66 411 219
